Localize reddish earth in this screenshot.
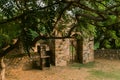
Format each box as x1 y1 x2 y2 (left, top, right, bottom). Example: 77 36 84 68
6 66 89 80
5 59 120 80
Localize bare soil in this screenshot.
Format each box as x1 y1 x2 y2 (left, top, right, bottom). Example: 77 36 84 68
5 59 120 80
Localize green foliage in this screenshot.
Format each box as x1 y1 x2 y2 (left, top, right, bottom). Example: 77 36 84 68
88 24 96 36
0 0 120 56
94 42 100 50
20 28 35 55
104 40 112 49
107 30 117 39
29 29 39 40
104 15 117 26
115 38 120 48
0 33 10 48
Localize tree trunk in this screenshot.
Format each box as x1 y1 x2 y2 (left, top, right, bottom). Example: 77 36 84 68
0 57 5 80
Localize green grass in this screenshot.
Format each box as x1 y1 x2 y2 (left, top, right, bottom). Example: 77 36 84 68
70 61 120 80
70 62 95 68
89 70 120 80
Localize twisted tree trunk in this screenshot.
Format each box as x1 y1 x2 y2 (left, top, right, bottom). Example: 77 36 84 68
0 57 5 80
0 39 19 80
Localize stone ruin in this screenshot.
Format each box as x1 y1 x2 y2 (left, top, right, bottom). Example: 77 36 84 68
49 39 70 66
95 49 120 60
80 38 94 63
7 37 94 67
48 37 94 66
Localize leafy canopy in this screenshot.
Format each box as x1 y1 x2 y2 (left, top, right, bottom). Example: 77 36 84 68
0 0 120 57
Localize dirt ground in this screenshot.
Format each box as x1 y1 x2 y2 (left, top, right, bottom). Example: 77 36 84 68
5 59 120 80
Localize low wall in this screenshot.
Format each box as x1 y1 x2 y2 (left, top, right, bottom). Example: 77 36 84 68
95 49 120 60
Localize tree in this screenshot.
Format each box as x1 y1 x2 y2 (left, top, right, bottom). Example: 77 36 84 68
0 0 120 79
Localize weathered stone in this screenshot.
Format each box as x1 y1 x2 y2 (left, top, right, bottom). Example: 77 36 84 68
49 39 70 66
78 38 94 64
95 49 120 60
7 37 95 67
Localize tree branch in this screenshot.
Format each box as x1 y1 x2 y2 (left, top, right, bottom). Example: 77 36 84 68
106 4 120 11
52 2 73 35
73 2 107 20
0 1 63 25
67 23 77 37
0 39 20 58
75 13 104 21
32 35 73 47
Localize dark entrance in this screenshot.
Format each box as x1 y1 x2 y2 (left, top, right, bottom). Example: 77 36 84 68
69 39 83 63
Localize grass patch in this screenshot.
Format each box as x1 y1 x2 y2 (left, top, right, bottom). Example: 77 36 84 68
89 70 120 80
70 62 95 68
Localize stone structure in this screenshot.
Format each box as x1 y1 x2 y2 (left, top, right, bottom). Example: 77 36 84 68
95 49 120 60
49 37 94 66
80 38 94 63
49 39 70 66
7 38 94 67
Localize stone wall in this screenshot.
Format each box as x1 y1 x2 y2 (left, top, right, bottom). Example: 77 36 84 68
49 38 94 66
7 38 94 67
95 49 120 60
49 39 70 66
78 38 94 64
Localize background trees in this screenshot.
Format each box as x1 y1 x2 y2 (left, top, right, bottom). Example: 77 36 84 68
0 0 120 56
